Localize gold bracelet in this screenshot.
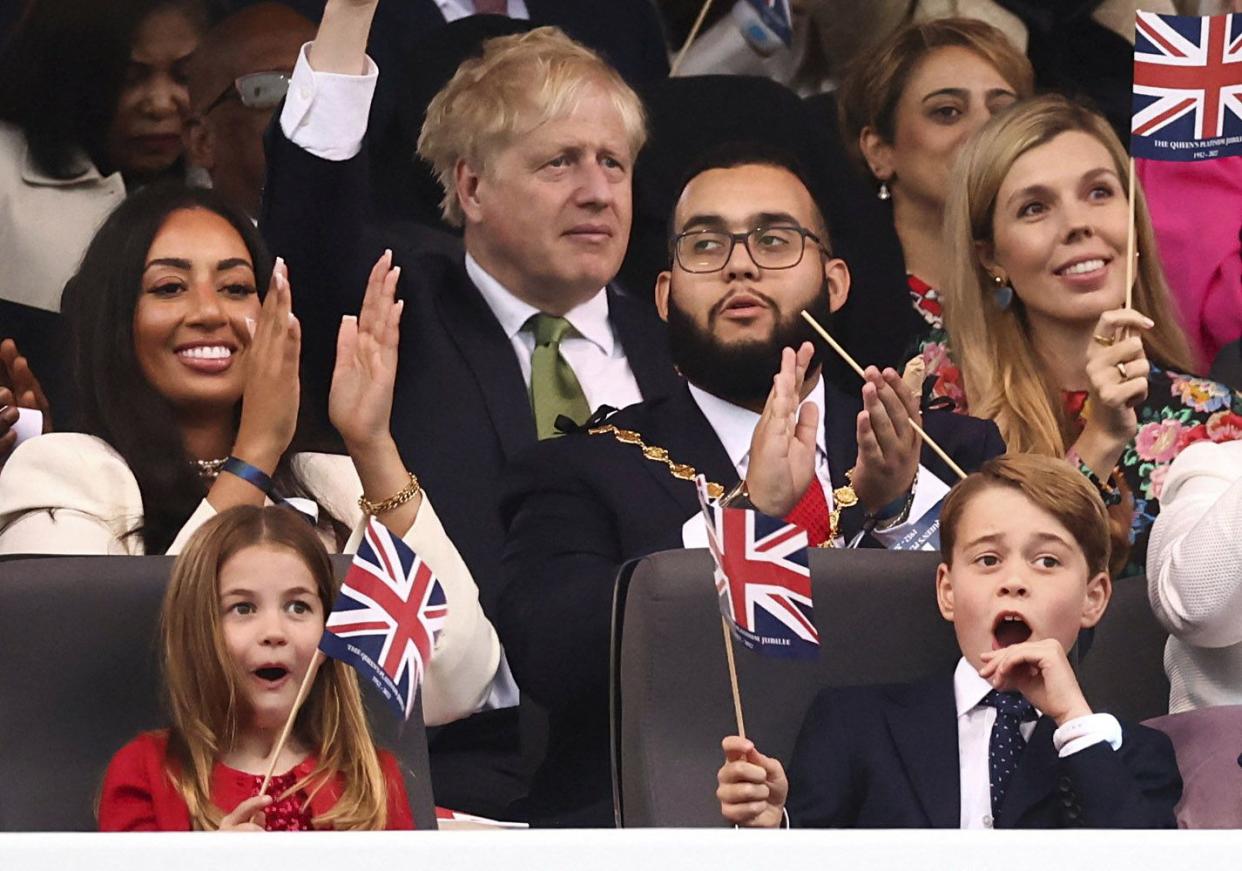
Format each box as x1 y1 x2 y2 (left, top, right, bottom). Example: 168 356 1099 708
357 472 421 516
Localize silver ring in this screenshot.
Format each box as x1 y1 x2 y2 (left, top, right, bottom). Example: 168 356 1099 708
1116 362 1128 380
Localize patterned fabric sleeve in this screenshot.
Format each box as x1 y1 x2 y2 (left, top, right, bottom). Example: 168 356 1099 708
1113 367 1242 577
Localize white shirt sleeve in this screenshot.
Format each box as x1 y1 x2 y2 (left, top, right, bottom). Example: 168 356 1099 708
1053 713 1123 757
278 42 379 162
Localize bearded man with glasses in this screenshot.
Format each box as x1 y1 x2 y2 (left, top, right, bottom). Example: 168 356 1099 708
184 3 315 218
495 142 1006 827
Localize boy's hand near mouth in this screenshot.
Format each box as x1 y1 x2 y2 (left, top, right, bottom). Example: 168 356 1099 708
979 637 1093 726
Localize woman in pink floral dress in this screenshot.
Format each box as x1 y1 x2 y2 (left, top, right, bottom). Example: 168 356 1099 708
939 94 1242 577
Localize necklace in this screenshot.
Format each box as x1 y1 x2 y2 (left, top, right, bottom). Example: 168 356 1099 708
195 457 229 480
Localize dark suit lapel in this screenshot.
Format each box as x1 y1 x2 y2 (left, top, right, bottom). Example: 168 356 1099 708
883 673 962 828
822 380 867 541
998 716 1059 827
629 386 739 518
606 287 678 401
433 262 537 460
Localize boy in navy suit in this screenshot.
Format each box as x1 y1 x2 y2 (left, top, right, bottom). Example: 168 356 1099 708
717 453 1182 828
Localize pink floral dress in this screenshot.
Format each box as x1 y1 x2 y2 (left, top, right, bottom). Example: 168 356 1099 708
1065 366 1242 576
905 275 966 408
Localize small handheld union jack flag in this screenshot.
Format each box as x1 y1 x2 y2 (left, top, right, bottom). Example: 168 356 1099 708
318 518 448 721
1131 11 1242 161
696 477 819 660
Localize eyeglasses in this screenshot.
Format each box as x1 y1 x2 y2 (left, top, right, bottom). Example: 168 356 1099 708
203 71 291 114
671 225 828 274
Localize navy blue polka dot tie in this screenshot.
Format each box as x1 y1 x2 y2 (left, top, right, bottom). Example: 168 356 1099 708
981 690 1037 818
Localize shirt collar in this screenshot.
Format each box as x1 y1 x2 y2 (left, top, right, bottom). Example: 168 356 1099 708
953 656 1043 719
686 375 827 472
954 656 996 718
19 139 110 188
465 252 614 354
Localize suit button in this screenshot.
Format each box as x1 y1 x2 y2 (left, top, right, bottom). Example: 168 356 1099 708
1061 795 1075 808
982 814 993 828
1067 808 1081 823
1058 776 1073 791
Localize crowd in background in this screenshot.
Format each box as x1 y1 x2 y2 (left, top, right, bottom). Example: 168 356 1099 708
0 0 1241 832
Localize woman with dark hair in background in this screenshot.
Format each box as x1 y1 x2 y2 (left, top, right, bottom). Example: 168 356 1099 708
835 17 1033 404
0 183 501 725
0 0 213 314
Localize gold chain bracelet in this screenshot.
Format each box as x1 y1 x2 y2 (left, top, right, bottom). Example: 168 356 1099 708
358 472 421 516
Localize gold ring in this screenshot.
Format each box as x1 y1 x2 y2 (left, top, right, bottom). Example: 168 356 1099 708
1116 362 1128 379
1092 334 1115 347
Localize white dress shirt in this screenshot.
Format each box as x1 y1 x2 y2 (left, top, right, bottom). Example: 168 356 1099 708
434 0 530 22
465 254 643 413
279 46 644 417
680 376 949 549
953 657 1123 829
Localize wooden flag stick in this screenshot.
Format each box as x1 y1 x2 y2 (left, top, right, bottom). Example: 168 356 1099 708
1124 156 1137 310
800 310 968 481
670 0 716 76
720 615 746 739
258 650 325 797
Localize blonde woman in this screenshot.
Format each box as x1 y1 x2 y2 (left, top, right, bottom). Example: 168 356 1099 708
942 94 1242 576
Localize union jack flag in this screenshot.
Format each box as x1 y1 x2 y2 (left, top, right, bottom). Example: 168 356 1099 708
696 478 818 659
318 518 447 721
1131 12 1242 161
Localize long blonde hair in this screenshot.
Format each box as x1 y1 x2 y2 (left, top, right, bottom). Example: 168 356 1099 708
943 94 1194 456
160 506 390 830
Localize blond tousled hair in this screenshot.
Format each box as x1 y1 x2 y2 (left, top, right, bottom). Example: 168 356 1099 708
943 94 1195 457
940 453 1111 577
160 506 390 830
416 25 647 226
836 16 1035 174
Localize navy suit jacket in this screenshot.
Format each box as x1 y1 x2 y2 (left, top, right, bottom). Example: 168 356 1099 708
787 673 1182 829
497 383 1006 826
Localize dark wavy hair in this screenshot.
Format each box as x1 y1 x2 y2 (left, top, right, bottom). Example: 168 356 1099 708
62 183 341 553
0 0 216 179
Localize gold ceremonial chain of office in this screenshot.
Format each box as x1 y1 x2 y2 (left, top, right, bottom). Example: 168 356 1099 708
588 423 858 547
588 424 726 499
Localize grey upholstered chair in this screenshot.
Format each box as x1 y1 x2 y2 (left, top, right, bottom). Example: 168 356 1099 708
1143 705 1242 829
0 554 436 831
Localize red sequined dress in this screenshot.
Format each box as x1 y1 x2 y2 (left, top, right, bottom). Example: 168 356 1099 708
98 730 415 831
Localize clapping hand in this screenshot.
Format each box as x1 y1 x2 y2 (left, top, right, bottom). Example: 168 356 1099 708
0 339 52 458
233 258 301 471
744 343 819 516
329 250 403 454
850 366 921 513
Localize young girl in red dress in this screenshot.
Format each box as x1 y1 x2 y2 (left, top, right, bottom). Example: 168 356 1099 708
98 505 414 831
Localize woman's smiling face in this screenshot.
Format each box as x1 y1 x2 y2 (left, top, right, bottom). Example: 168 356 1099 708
132 207 261 413
980 130 1130 327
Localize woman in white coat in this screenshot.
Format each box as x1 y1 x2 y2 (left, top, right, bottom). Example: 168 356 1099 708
0 183 500 727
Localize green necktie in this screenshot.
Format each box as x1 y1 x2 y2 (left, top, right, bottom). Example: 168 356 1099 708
527 313 591 439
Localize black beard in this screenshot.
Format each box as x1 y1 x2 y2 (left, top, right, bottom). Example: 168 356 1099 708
666 280 834 409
